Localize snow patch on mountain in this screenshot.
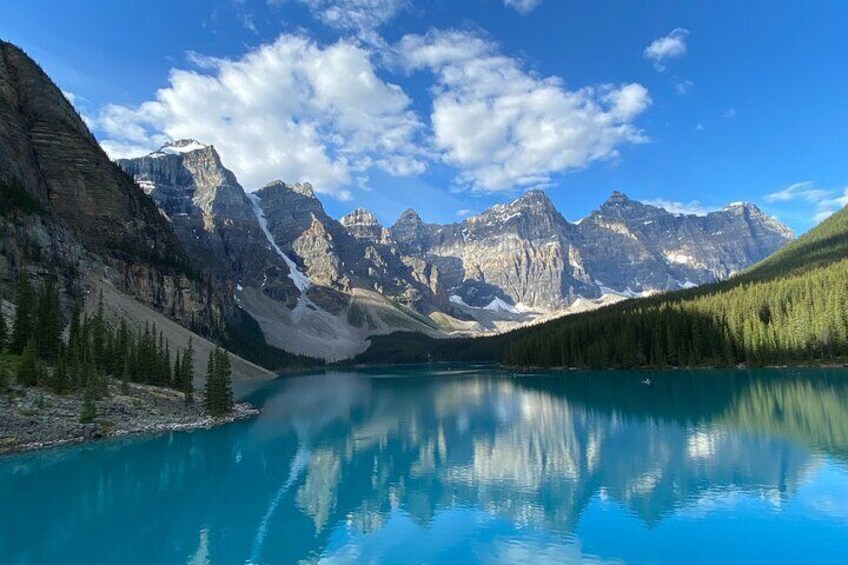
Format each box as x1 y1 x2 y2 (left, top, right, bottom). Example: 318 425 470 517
483 297 520 313
247 193 311 293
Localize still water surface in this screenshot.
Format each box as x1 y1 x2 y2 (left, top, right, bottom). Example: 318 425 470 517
2 367 848 564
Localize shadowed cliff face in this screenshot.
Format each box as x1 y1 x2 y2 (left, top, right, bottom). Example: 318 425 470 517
117 143 300 306
0 41 228 334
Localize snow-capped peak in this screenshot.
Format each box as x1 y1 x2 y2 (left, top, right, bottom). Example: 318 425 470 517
149 139 209 158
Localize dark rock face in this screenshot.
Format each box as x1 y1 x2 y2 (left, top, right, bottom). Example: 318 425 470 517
117 143 298 304
0 41 226 333
253 182 444 312
0 42 184 267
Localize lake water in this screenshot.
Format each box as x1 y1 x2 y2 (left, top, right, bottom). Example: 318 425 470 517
2 367 848 564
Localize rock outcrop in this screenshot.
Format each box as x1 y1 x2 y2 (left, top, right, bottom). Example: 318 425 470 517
0 41 226 334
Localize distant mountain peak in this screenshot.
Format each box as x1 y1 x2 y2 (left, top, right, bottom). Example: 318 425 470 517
149 139 210 157
514 189 552 205
341 208 385 240
603 190 633 205
396 208 423 225
261 179 315 199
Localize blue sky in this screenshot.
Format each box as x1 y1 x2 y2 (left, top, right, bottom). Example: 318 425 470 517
2 0 847 234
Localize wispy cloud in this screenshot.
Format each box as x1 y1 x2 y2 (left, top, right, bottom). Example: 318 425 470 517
674 80 693 95
644 28 690 72
723 108 737 119
456 209 473 217
642 198 716 216
504 0 542 15
294 0 408 32
765 181 848 224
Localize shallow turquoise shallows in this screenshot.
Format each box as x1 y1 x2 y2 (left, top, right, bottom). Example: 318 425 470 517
3 367 848 564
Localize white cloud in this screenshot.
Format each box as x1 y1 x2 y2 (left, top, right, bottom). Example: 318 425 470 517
765 181 848 224
644 28 690 71
456 208 472 217
674 80 693 95
93 34 425 198
695 122 704 131
295 0 407 32
396 30 651 192
723 108 737 119
504 0 542 14
642 198 716 216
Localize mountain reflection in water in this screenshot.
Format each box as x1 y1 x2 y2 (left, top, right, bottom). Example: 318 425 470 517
2 367 848 564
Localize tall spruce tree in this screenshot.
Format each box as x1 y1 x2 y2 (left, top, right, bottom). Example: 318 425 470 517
204 349 216 414
217 348 233 413
17 338 39 387
204 347 233 416
0 309 7 351
79 382 97 424
11 272 35 353
181 338 194 405
36 278 62 361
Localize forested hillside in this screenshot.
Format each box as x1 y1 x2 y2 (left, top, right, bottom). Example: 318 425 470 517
356 204 848 368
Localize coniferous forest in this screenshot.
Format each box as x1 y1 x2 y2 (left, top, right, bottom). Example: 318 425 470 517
357 203 848 369
0 272 232 420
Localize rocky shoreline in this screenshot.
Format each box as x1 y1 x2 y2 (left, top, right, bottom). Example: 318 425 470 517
0 382 259 455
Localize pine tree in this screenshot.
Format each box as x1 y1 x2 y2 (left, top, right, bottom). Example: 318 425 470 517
204 349 216 414
79 382 97 424
181 338 194 405
36 278 62 361
0 310 7 352
204 348 233 416
11 272 35 353
219 349 233 412
0 362 11 400
47 351 69 394
17 338 39 387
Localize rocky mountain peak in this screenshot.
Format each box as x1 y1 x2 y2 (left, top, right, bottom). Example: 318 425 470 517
600 190 636 208
716 201 795 239
146 139 212 159
396 208 422 224
341 208 384 241
261 179 316 199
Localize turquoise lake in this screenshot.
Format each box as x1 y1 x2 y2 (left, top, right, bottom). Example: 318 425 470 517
2 367 848 564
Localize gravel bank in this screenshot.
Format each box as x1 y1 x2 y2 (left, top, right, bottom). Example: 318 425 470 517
0 382 258 455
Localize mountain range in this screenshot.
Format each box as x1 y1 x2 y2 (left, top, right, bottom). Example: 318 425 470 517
0 40 795 365
117 140 792 360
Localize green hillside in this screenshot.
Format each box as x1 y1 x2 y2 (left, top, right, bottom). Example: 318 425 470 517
356 204 848 368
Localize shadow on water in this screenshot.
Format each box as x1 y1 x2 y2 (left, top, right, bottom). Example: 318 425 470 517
2 367 848 563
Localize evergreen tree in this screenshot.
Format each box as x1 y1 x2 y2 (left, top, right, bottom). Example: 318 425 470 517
0 362 11 400
217 348 233 413
204 349 216 414
79 382 97 424
11 272 35 353
36 278 62 361
17 338 39 387
204 348 233 416
181 338 194 404
0 310 7 351
47 351 69 394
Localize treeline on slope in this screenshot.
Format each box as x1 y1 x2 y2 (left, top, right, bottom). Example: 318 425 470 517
501 204 848 368
358 204 848 368
222 307 323 371
0 273 234 419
